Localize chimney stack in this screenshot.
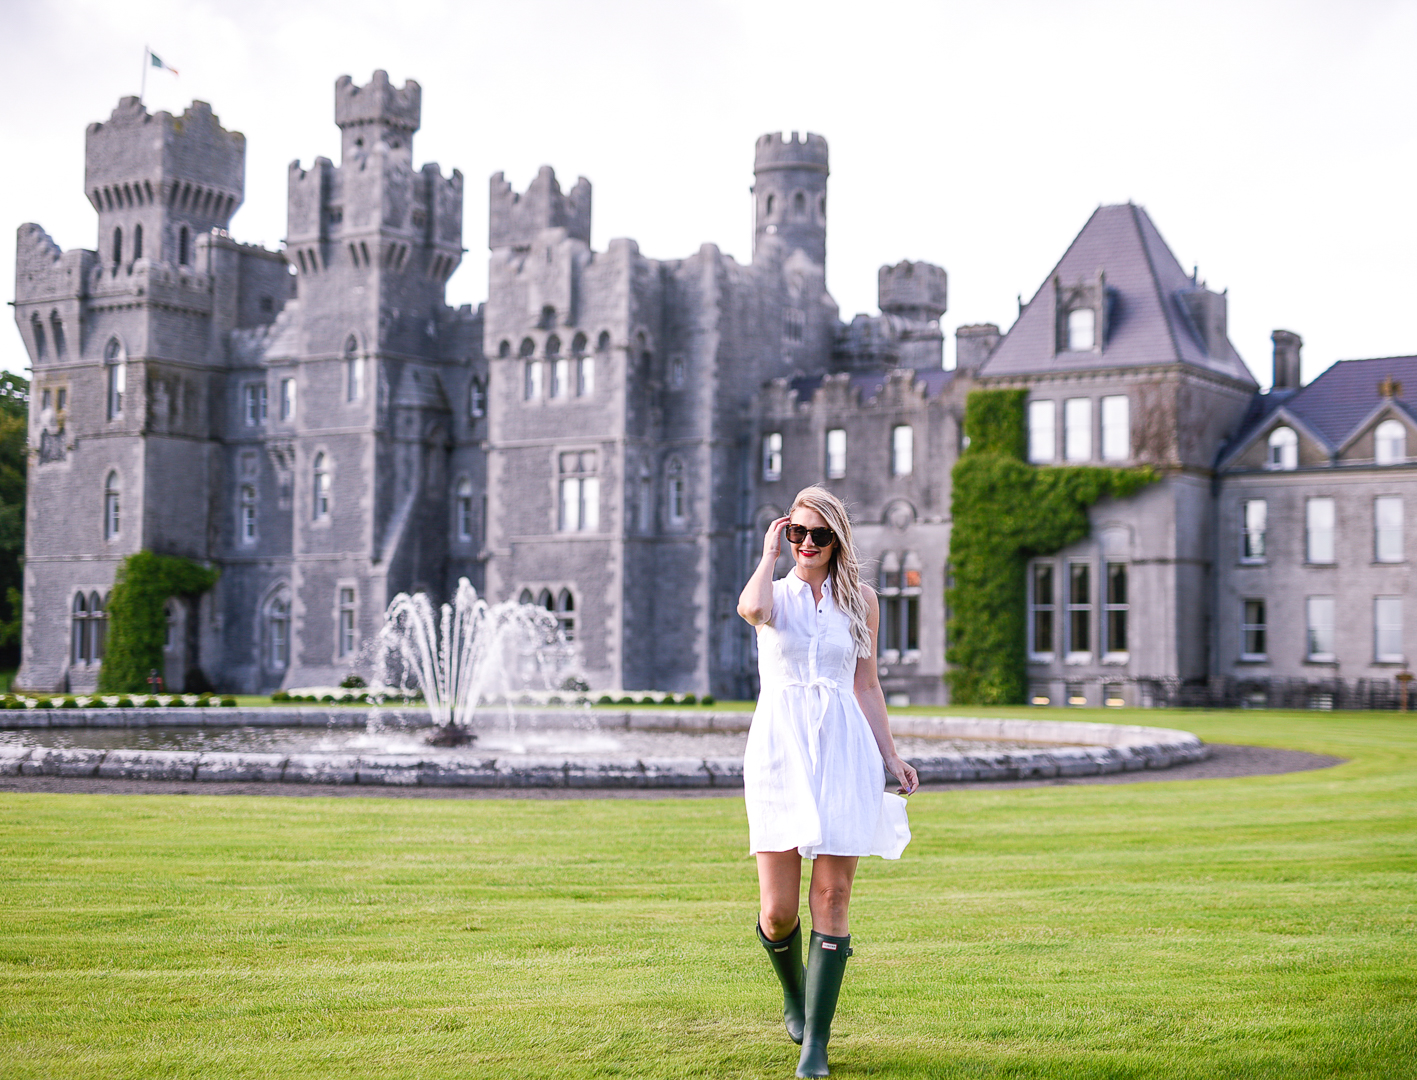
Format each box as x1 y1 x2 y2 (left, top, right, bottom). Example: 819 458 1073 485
1271 330 1303 390
955 323 1001 373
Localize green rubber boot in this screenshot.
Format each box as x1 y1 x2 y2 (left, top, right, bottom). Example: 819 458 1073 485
796 930 852 1078
757 921 806 1044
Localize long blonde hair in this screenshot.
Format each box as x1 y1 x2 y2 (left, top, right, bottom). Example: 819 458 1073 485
790 486 873 658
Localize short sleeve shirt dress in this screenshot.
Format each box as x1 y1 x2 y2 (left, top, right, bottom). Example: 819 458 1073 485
744 570 911 860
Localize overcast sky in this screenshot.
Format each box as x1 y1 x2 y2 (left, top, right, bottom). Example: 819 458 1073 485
3 0 1414 385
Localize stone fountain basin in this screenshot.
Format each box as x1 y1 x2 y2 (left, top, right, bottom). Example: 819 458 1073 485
0 707 1207 788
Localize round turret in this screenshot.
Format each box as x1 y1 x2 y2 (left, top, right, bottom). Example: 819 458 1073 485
753 131 829 266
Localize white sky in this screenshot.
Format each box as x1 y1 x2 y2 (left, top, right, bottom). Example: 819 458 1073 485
3 0 1415 386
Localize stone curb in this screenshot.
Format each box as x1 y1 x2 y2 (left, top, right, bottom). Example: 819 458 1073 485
0 713 1207 788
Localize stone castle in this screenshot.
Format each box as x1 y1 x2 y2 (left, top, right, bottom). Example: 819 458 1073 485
15 72 1417 706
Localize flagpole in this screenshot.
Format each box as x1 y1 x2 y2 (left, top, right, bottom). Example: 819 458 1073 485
141 45 148 104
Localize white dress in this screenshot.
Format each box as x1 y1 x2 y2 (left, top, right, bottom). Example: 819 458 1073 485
744 570 911 860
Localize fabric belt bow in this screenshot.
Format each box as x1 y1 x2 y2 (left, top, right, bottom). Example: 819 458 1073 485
779 676 838 769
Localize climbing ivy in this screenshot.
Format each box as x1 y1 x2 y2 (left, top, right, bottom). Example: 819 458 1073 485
99 551 219 693
946 390 1156 705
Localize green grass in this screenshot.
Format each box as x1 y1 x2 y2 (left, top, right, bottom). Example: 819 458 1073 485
1 710 1414 1079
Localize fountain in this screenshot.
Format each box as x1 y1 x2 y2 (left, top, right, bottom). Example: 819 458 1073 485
376 578 571 746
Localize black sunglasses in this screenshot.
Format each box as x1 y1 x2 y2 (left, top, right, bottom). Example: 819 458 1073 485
785 524 836 547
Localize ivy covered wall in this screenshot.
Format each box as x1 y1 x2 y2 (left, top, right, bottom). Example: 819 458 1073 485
946 389 1156 705
99 552 219 693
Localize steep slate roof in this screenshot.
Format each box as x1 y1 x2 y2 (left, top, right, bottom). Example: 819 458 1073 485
1225 355 1417 457
978 203 1256 386
788 369 955 404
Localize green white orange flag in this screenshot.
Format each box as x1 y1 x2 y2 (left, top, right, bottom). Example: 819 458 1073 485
148 50 179 75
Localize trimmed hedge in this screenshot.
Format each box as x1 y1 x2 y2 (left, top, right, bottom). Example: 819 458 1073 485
98 552 219 694
946 390 1156 705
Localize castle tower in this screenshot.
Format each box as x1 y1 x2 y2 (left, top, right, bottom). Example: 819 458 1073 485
753 132 828 266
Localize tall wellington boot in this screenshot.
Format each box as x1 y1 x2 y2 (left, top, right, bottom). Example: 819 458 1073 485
757 920 806 1044
796 930 852 1078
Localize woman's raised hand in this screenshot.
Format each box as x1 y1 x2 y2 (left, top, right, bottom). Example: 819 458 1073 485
762 516 791 563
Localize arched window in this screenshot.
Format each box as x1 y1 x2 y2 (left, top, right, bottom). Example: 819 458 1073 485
1267 426 1298 471
72 592 89 663
344 336 363 401
1375 419 1406 465
519 337 535 357
571 332 587 356
91 592 107 660
546 335 561 357
596 331 611 352
179 226 190 266
133 223 143 261
468 378 486 418
793 191 806 216
103 472 120 539
556 589 575 641
31 315 46 361
666 458 686 525
267 593 290 669
49 312 66 358
498 340 511 358
105 338 125 419
518 589 534 605
112 226 123 269
766 194 775 216
164 599 179 651
537 589 553 612
456 477 474 541
540 305 556 328
240 485 257 543
313 453 330 518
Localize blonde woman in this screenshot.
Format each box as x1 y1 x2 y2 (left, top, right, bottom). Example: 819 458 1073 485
737 485 918 1078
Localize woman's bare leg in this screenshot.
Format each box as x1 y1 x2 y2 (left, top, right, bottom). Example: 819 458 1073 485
807 855 858 937
756 849 804 941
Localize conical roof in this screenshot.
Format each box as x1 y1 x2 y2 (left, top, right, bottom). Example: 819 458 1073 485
979 203 1256 386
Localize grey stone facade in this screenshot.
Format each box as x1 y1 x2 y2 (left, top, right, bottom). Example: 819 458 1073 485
15 72 1417 705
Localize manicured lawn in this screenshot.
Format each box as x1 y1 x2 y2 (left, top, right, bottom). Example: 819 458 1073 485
1 709 1414 1078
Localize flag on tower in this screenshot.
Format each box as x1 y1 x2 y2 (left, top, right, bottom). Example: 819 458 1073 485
148 50 179 75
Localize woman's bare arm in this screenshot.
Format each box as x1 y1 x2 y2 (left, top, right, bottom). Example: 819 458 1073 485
738 516 790 626
853 584 920 795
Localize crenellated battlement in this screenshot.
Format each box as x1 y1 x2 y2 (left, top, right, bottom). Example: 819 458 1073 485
878 260 947 322
489 166 591 250
754 131 829 174
335 71 420 163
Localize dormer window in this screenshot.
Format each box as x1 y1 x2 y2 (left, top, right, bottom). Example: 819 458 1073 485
1267 426 1298 471
1375 419 1407 465
1067 308 1095 351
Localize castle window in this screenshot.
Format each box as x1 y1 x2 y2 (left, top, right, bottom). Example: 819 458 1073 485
878 552 901 659
313 453 330 519
556 589 575 641
578 355 595 396
540 306 556 329
1242 499 1267 561
1101 395 1129 461
784 308 804 344
891 425 913 477
91 592 107 660
1067 561 1092 661
244 383 267 426
112 227 122 269
469 378 486 418
456 478 474 541
1028 400 1056 463
1241 599 1267 660
57 388 66 412
179 226 190 266
818 195 826 219
1375 419 1407 465
268 594 290 669
1267 426 1298 470
240 485 257 544
826 429 847 479
498 340 511 358
133 224 143 261
1375 496 1403 563
524 360 543 401
338 587 357 657
1067 308 1095 351
520 337 536 358
766 194 775 217
550 357 569 399
31 316 46 361
559 451 599 532
666 458 686 525
669 357 685 389
345 337 364 402
546 335 561 357
103 471 121 539
1306 497 1335 564
1029 561 1055 658
638 472 653 532
42 389 51 411
1375 596 1404 663
538 589 553 612
280 377 297 420
105 339 125 419
1306 596 1335 661
763 433 783 482
519 589 534 606
793 191 806 216
572 332 587 356
597 331 611 352
50 313 66 358
1104 562 1129 658
1064 398 1092 461
72 592 90 664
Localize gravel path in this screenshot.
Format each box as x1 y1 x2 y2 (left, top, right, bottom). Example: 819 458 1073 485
0 744 1344 800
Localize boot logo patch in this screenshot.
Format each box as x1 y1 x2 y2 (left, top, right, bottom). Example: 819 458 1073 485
821 942 837 950
772 945 789 953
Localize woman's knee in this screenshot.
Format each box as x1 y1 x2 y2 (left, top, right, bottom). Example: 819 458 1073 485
810 882 853 917
759 901 800 941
